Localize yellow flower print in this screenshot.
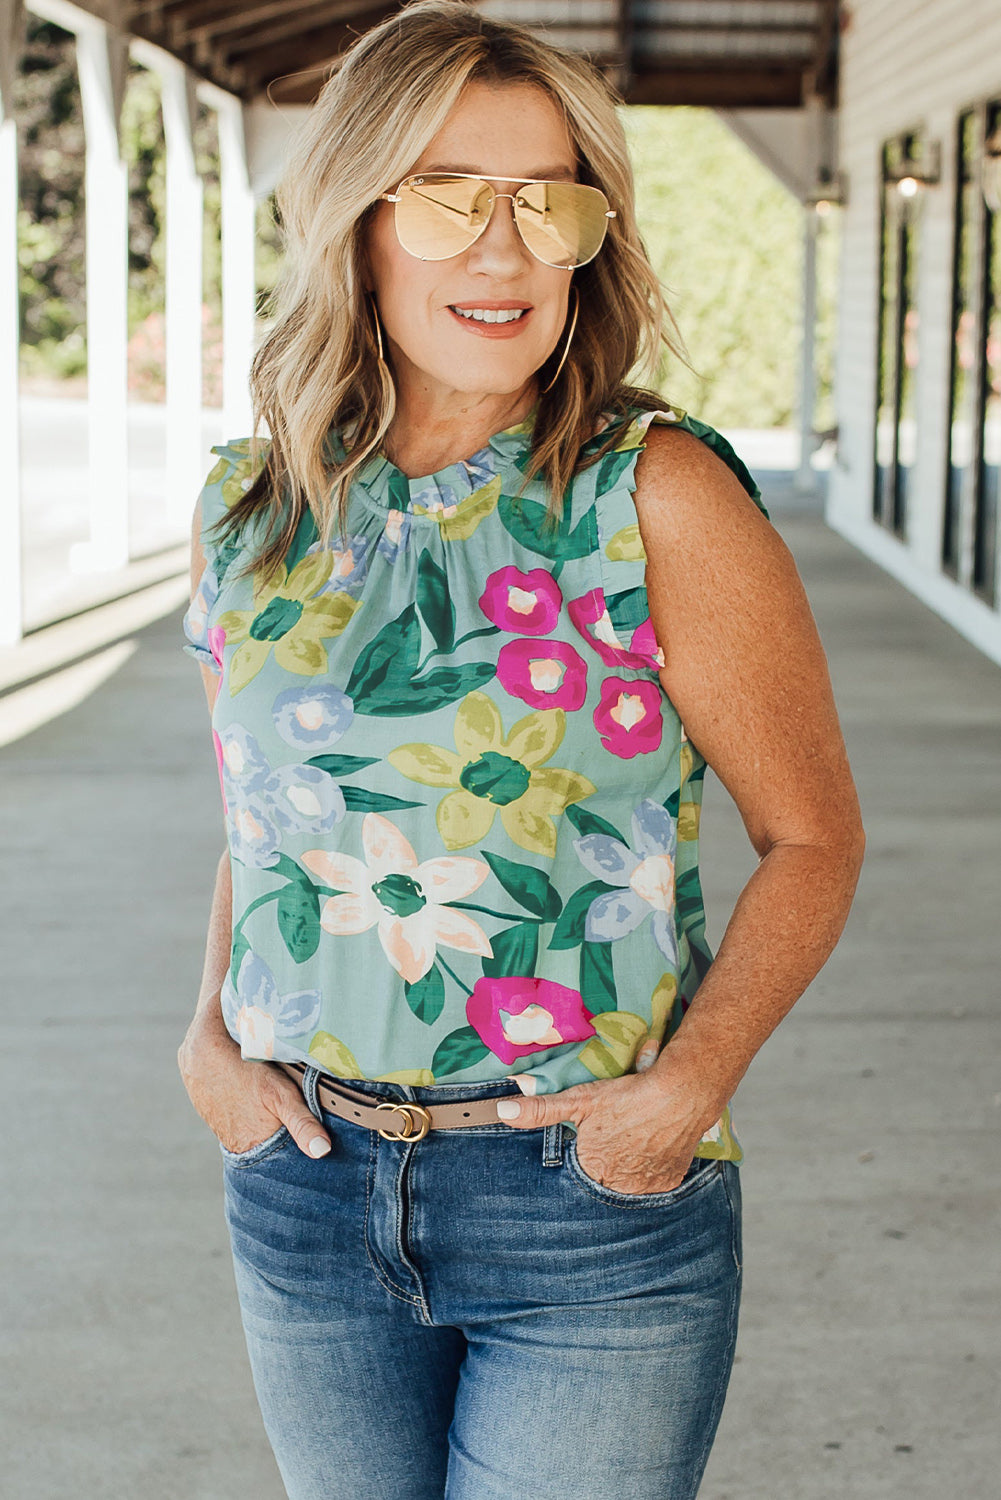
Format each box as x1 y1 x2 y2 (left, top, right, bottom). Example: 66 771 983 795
410 474 502 541
205 438 272 509
216 549 361 693
388 691 596 858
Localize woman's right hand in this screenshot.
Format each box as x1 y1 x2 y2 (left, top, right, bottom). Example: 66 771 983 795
177 1018 332 1159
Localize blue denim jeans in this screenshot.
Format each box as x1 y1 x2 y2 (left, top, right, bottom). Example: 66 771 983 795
220 1066 742 1500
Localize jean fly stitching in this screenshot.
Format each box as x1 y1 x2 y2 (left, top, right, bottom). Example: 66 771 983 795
362 1125 424 1308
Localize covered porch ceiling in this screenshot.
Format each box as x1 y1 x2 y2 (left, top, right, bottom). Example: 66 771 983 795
122 0 840 109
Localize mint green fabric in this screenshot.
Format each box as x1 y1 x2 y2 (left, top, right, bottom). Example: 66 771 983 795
182 402 769 1161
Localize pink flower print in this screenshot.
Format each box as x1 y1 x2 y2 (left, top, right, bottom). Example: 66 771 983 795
568 587 657 670
212 728 227 814
594 677 663 758
497 638 588 711
207 625 227 670
467 976 596 1065
300 812 492 984
479 566 563 635
629 617 666 670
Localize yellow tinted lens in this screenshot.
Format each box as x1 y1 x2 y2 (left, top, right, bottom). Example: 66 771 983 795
394 175 493 259
513 182 611 267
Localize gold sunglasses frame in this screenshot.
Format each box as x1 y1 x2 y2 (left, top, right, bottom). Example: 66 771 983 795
378 171 616 269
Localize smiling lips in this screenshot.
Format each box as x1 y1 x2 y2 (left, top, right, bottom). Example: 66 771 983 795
447 302 533 337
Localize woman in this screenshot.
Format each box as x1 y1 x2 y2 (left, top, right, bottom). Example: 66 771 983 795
178 3 865 1496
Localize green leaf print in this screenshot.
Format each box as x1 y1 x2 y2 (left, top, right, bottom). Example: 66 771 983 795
497 493 594 561
340 786 425 812
348 604 495 715
482 921 539 977
304 753 380 776
363 661 497 718
403 966 446 1025
416 550 456 653
579 939 618 1016
481 850 563 921
431 1025 491 1077
346 602 421 703
593 447 636 494
277 882 321 963
675 866 706 926
605 585 650 635
229 931 251 987
564 803 626 844
548 879 618 950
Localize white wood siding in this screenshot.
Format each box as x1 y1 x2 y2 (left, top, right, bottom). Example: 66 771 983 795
830 0 1001 663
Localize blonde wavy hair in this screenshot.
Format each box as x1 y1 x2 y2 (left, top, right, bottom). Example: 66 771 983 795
210 0 688 583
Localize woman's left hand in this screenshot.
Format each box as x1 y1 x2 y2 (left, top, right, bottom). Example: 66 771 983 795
495 1065 721 1196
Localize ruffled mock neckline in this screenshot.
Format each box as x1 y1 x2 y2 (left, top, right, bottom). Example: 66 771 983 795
330 404 539 521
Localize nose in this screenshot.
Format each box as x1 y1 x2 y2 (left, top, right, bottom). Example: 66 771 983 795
465 191 532 273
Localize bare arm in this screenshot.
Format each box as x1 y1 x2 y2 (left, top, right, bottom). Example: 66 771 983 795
176 497 331 1159
633 426 866 1119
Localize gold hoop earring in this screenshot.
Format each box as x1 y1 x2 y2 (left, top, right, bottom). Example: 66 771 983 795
541 285 579 394
367 291 385 363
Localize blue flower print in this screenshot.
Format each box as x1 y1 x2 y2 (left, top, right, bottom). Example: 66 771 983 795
226 785 284 868
304 534 370 600
268 764 345 833
572 798 679 966
272 683 355 749
221 950 323 1060
217 723 272 794
181 563 220 667
375 507 413 563
217 722 345 865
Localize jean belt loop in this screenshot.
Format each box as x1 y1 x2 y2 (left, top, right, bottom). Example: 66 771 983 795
300 1064 323 1122
541 1121 564 1167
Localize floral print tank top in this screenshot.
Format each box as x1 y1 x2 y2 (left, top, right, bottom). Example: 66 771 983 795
182 402 768 1162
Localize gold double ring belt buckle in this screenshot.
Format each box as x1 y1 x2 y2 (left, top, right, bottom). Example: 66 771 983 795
375 1100 433 1141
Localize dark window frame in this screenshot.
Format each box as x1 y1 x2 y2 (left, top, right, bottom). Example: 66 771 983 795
943 98 1000 609
874 130 925 541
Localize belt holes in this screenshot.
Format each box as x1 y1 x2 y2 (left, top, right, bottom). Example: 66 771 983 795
353 1110 361 1117
462 1110 471 1117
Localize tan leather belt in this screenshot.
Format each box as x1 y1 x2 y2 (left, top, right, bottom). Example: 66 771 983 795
277 1061 523 1140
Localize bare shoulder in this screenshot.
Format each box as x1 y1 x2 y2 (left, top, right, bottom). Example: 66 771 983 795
632 420 777 552
630 421 801 631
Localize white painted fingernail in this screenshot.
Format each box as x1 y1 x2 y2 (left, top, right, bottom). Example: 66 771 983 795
309 1136 331 1157
496 1099 521 1120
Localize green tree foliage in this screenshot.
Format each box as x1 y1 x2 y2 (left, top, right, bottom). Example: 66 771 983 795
622 105 837 430
15 17 86 381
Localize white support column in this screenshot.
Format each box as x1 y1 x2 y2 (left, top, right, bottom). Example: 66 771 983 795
73 17 130 571
215 90 255 438
0 0 24 643
156 51 205 529
796 206 819 494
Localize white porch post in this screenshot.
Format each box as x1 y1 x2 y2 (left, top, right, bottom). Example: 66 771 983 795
796 204 820 494
155 50 205 529
213 87 255 438
0 0 24 643
73 15 130 571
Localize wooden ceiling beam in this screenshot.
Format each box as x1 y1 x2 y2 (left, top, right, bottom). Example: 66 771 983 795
238 3 399 99
623 66 807 109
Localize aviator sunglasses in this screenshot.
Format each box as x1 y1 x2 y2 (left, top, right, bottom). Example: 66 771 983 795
378 172 616 269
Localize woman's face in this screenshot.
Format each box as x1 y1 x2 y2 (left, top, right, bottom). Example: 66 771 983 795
362 80 579 412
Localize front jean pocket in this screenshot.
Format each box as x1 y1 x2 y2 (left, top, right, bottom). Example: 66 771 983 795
563 1135 724 1209
219 1124 294 1168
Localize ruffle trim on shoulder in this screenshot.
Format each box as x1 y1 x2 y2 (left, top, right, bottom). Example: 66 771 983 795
181 437 271 675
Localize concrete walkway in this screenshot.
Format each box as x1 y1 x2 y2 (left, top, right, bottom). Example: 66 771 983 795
1 496 998 1499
